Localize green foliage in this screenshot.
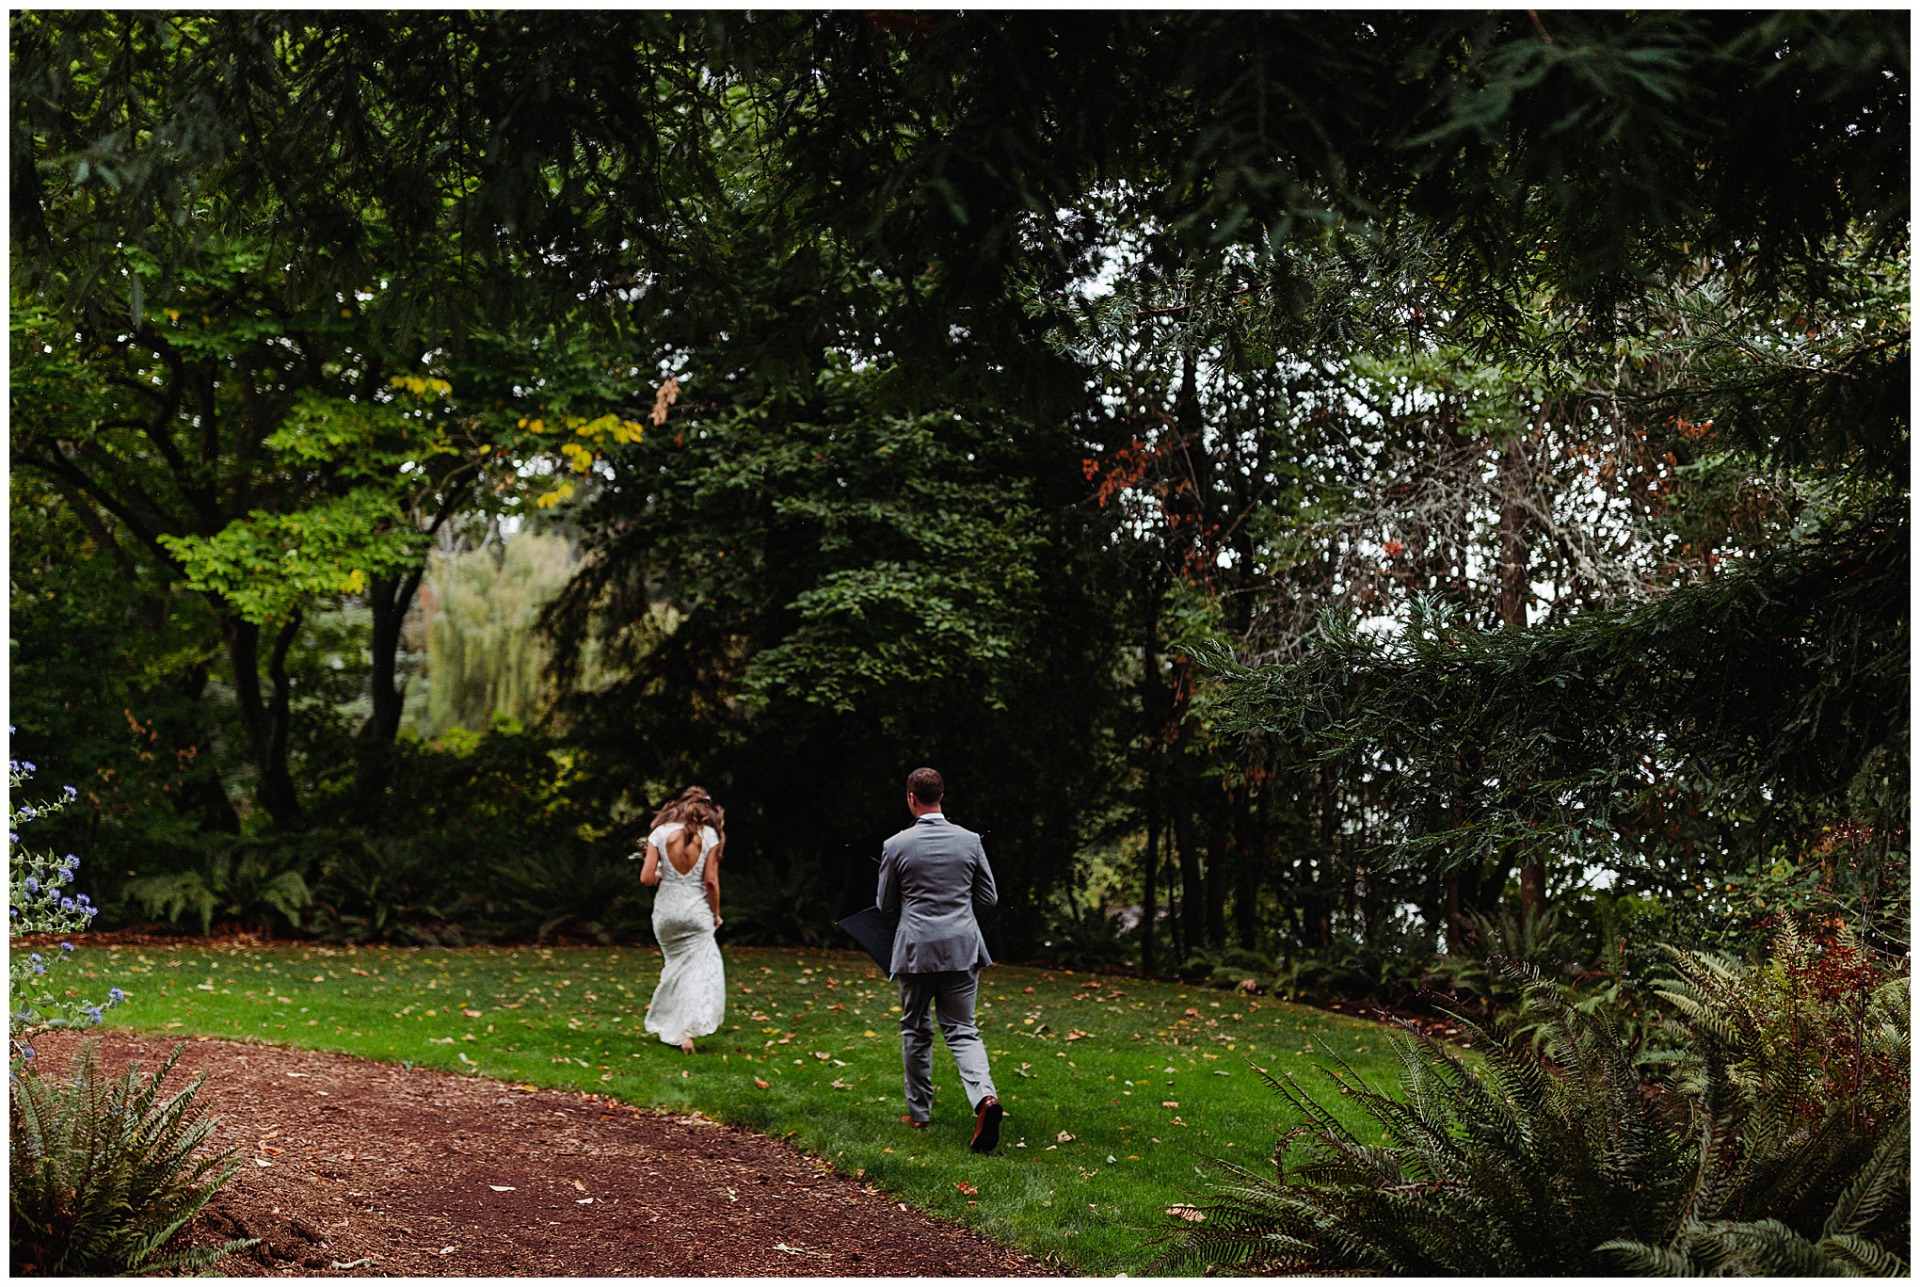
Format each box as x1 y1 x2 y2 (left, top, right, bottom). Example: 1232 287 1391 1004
123 841 312 937
305 835 467 947
1204 502 1908 921
1159 933 1909 1275
158 489 428 626
9 1042 250 1275
473 845 653 946
417 531 593 736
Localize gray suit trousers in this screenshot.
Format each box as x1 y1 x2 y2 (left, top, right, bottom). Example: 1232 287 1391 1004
897 968 997 1122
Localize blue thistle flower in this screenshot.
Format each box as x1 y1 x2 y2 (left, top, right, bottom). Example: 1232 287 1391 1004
108 987 126 1004
22 761 35 773
60 941 75 953
62 785 77 798
23 877 38 894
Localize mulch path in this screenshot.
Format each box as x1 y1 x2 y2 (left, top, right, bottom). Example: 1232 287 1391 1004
31 1031 1058 1278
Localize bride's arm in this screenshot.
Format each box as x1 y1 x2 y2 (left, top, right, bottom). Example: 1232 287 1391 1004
638 841 662 887
703 841 724 926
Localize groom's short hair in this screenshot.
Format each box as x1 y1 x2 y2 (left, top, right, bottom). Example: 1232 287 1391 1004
907 767 944 805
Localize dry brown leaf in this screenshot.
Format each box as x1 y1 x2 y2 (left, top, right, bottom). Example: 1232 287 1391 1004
650 377 680 427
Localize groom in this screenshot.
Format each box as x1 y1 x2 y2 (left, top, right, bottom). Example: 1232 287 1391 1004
877 767 1002 1153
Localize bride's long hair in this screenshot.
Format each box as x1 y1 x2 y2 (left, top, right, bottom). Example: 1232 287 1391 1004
649 785 725 847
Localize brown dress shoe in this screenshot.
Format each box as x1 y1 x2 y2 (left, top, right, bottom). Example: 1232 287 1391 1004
970 1095 1003 1154
901 1114 928 1130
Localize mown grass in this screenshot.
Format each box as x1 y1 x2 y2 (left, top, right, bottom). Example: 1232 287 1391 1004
78 940 1415 1274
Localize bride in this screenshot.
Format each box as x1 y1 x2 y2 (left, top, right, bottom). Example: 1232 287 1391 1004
637 785 727 1054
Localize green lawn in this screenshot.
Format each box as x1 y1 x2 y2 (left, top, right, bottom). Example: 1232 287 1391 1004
78 941 1411 1274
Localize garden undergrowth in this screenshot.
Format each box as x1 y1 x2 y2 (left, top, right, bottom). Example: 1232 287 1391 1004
80 942 1412 1274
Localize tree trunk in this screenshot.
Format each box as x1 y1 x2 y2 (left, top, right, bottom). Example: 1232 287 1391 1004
352 569 425 823
1204 803 1230 949
1499 432 1548 920
1234 790 1262 951
1140 578 1163 976
223 612 303 829
1170 772 1204 962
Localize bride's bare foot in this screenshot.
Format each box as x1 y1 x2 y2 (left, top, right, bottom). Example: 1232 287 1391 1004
680 1037 695 1055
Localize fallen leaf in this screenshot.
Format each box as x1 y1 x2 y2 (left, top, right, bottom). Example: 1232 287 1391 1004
754 1078 771 1089
254 1158 272 1168
350 968 370 976
812 1051 831 1061
1161 1100 1180 1109
261 1145 283 1156
576 1197 593 1204
438 1246 456 1256
462 1008 482 1018
955 1181 977 1195
772 1243 829 1257
1065 1029 1090 1042
284 1072 308 1078
489 1185 515 1192
1056 1130 1075 1143
427 1037 454 1045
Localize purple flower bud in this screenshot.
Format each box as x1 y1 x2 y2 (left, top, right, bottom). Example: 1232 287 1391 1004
23 877 37 894
60 942 74 953
108 987 126 1004
62 785 76 799
21 761 34 773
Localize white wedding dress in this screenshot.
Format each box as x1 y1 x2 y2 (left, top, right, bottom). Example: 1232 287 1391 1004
642 823 726 1046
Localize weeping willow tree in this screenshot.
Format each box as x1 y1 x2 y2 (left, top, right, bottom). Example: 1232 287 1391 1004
411 531 615 736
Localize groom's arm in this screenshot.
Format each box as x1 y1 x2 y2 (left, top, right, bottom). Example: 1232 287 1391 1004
972 842 998 909
877 844 903 914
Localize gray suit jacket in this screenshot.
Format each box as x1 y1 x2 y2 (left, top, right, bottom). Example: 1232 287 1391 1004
877 812 997 978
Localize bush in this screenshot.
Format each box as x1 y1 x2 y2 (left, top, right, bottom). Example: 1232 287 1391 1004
307 834 469 945
1156 931 1910 1276
10 1042 252 1275
122 836 312 937
9 759 118 1059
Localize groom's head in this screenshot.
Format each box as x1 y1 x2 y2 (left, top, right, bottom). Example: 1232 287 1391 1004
907 767 944 814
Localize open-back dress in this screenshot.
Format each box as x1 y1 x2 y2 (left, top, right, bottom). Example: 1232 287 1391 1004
642 822 726 1046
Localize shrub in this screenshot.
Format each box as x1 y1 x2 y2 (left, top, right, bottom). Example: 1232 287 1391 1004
307 834 469 945
123 837 312 937
9 756 118 1062
1156 932 1910 1276
10 1043 252 1275
472 843 653 944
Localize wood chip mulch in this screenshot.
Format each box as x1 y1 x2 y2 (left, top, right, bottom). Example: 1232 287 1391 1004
30 1032 1060 1278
